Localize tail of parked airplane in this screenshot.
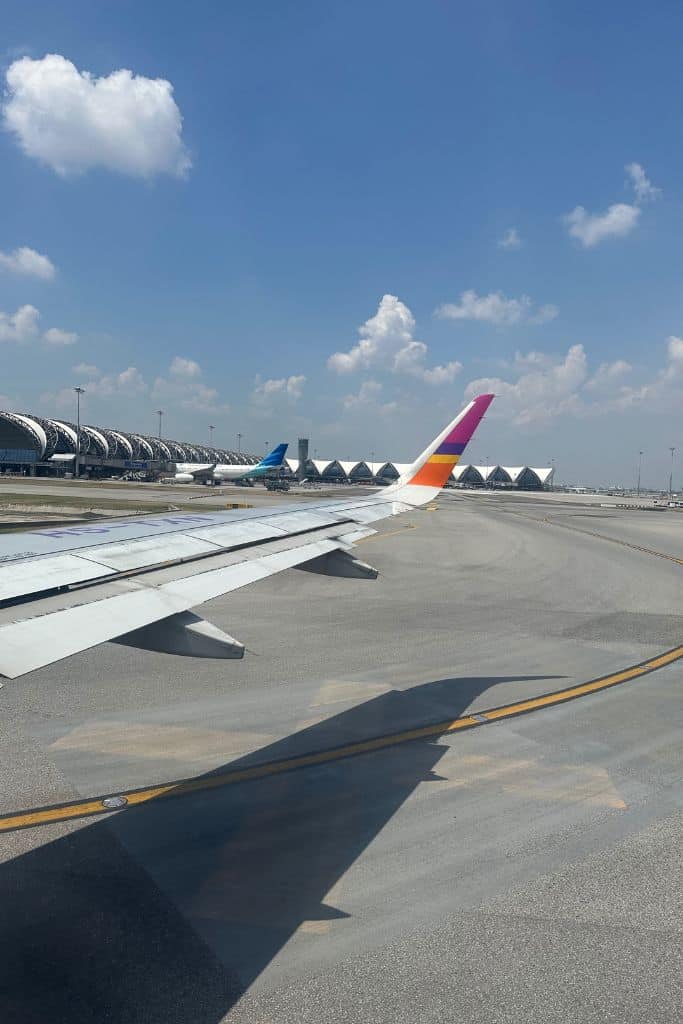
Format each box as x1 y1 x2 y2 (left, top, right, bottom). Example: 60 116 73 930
387 393 494 506
256 442 288 470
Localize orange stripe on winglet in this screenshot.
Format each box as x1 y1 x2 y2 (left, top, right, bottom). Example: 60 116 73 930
409 458 458 487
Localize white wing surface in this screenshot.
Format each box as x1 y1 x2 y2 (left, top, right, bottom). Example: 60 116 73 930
0 395 493 678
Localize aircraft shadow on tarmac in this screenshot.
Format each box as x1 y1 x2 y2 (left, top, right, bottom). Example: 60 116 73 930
1 672 563 1023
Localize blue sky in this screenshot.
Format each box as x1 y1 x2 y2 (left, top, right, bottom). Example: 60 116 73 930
1 0 683 485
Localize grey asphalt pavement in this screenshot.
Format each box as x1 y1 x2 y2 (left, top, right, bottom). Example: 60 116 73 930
0 491 681 1023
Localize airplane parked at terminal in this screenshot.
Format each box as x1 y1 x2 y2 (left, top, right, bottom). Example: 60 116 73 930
0 395 493 679
173 441 289 484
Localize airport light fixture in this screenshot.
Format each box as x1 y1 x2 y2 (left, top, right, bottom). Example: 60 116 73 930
73 386 85 478
156 409 163 440
237 432 242 454
669 447 676 498
209 424 214 445
637 450 644 496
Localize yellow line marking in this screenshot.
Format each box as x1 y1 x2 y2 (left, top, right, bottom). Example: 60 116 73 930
355 523 418 544
2 643 682 834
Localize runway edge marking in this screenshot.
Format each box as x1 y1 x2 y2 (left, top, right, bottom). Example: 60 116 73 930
2 643 682 834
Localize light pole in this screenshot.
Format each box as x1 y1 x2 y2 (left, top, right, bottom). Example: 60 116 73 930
669 447 676 498
485 454 490 489
209 424 214 447
73 386 84 478
237 432 242 455
156 409 163 440
264 440 269 454
637 450 643 496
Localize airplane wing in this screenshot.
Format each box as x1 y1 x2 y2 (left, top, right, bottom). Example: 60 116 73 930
0 394 493 679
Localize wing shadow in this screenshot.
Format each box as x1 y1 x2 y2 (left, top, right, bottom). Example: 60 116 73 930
0 672 562 1023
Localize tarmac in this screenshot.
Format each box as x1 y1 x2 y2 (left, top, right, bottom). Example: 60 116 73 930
0 487 681 1023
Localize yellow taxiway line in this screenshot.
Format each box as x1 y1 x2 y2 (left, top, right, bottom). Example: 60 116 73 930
2 643 682 835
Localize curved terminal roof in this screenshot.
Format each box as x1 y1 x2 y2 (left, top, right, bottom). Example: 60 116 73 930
283 456 553 487
0 410 258 466
0 412 554 487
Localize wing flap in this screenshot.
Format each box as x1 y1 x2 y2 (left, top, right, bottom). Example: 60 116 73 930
78 533 221 571
0 553 116 602
0 537 342 678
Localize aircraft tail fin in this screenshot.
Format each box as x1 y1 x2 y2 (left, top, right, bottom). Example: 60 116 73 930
386 393 494 506
257 442 288 469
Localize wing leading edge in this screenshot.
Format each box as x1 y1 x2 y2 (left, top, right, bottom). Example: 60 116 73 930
0 394 493 678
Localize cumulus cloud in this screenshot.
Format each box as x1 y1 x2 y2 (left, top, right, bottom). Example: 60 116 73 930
152 356 228 413
626 162 660 203
436 290 558 326
3 54 190 178
463 336 683 425
328 294 463 384
465 344 589 426
565 203 640 247
43 365 146 411
169 356 201 379
0 304 78 345
498 227 522 249
342 379 383 410
0 303 40 342
43 326 78 346
86 366 146 397
342 379 398 416
253 374 306 402
585 359 632 392
0 245 55 279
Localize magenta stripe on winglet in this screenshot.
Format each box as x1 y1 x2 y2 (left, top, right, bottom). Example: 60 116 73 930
445 393 495 446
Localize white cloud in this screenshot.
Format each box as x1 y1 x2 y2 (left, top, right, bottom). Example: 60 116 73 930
43 326 78 346
0 303 40 342
328 294 463 384
498 227 522 249
87 366 146 397
152 357 228 413
43 365 146 412
465 334 683 426
253 374 306 402
342 379 398 416
585 359 632 391
342 379 383 410
0 245 55 279
436 289 558 326
565 203 640 247
3 54 190 179
169 356 201 379
0 303 77 345
626 162 660 203
465 344 589 426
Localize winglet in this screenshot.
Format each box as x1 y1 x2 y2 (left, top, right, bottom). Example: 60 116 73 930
386 393 494 505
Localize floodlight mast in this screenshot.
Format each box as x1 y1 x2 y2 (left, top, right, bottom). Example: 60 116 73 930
73 387 85 478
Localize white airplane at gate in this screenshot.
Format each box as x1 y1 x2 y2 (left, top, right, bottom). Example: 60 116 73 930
173 442 288 483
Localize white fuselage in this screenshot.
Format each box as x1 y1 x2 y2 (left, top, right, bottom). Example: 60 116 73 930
173 462 267 483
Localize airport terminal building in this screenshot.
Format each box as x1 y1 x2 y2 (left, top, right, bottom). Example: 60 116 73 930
0 410 554 489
